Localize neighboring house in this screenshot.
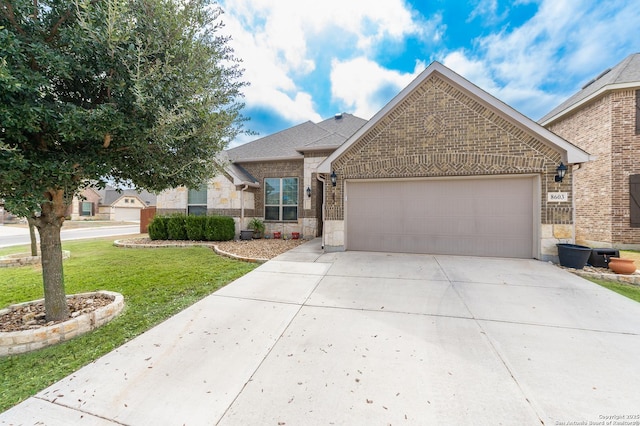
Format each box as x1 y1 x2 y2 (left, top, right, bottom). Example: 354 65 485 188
540 52 640 250
156 114 368 237
71 187 156 222
158 61 592 260
317 61 590 260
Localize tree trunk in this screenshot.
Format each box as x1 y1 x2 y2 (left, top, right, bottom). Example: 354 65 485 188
27 217 38 256
35 189 69 322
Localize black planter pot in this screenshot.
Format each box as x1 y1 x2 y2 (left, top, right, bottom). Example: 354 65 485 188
557 243 591 269
240 230 254 241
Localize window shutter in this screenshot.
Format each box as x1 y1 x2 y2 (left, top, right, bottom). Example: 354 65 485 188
631 175 640 227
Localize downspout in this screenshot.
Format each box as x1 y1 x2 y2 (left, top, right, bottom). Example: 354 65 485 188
240 184 248 231
316 174 326 250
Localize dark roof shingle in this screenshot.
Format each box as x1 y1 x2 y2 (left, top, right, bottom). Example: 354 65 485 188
227 113 366 162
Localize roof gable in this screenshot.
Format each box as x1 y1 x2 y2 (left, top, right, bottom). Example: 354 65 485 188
540 53 640 125
319 61 590 173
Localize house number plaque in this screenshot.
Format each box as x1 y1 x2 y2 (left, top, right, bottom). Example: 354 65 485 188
548 192 568 202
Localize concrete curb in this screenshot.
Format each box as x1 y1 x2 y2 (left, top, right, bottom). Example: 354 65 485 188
0 291 124 357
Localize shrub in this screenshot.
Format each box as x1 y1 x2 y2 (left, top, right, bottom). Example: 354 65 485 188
205 215 235 241
186 215 207 241
166 214 188 240
248 218 265 238
148 216 169 240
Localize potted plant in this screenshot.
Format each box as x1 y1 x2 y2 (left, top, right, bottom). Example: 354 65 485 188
248 218 265 239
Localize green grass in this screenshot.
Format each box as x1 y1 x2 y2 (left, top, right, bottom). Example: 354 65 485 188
586 278 640 303
0 238 257 412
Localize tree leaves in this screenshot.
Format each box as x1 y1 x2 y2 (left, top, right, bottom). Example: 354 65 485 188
1 0 248 205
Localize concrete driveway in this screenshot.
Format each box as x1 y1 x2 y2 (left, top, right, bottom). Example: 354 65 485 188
2 239 640 425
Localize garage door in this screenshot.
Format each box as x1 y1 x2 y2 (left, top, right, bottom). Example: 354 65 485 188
114 207 141 222
346 177 535 258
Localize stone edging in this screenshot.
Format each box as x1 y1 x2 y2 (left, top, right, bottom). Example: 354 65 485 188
0 250 71 268
113 240 268 263
570 269 640 285
211 245 268 264
0 291 124 357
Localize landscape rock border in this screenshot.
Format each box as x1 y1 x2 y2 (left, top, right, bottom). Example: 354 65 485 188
0 291 124 357
0 250 70 268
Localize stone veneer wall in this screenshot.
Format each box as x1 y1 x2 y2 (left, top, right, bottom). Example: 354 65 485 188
547 89 640 248
323 74 573 257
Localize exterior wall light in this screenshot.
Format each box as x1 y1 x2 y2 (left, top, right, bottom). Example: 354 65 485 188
306 186 312 198
330 170 337 187
555 162 568 182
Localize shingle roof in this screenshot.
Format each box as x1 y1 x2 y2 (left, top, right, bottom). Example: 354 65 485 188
226 113 366 162
98 187 156 206
540 53 640 124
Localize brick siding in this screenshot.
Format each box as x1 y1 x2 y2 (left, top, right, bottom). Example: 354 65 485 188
326 74 570 224
547 89 640 246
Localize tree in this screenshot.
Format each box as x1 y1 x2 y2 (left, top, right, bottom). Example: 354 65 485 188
0 0 248 321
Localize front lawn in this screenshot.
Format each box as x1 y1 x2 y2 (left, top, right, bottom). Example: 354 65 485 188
586 278 640 303
0 239 257 413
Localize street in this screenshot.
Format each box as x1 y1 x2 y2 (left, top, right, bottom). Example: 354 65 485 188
0 224 141 248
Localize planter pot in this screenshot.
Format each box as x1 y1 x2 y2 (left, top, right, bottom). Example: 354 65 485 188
291 232 300 240
557 243 591 269
240 230 254 241
608 258 637 275
273 232 281 239
252 232 263 239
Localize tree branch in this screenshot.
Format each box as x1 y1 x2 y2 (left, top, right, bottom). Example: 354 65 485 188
45 8 73 43
1 1 27 35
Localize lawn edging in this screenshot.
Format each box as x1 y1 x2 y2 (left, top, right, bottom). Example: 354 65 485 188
0 250 70 268
570 269 640 286
0 291 124 357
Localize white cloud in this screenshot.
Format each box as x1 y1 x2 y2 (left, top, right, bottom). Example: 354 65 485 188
219 0 439 125
440 0 640 119
330 57 425 119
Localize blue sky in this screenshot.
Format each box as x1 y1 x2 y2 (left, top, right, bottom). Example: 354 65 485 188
218 0 640 147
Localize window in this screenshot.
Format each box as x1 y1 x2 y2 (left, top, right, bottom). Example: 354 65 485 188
631 175 640 228
81 202 93 216
265 177 298 221
188 186 207 216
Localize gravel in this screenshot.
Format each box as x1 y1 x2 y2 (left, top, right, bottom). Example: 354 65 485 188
120 237 307 260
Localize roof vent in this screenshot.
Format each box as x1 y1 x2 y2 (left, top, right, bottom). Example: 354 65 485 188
581 78 596 90
334 113 343 120
581 67 613 90
596 68 611 80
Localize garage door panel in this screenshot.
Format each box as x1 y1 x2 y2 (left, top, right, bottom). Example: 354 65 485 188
346 177 534 258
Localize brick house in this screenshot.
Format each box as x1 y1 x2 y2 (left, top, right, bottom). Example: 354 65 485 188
540 53 640 250
156 114 367 237
317 61 590 260
157 61 591 260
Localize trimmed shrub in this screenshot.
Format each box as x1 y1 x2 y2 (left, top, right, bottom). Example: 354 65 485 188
205 215 235 241
148 216 169 240
186 215 207 241
166 214 188 240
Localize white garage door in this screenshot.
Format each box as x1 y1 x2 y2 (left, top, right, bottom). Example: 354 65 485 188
346 177 535 258
114 207 141 222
